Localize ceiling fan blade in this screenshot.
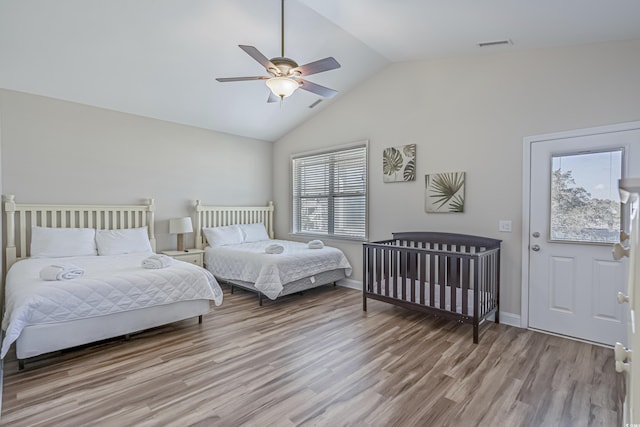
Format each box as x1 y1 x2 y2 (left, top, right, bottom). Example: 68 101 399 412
298 79 338 98
294 57 341 76
239 45 276 71
216 76 268 82
267 92 279 103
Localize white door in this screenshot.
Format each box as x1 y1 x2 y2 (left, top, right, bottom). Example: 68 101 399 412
528 127 640 346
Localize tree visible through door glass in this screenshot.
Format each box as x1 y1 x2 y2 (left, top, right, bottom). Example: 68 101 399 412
550 149 622 243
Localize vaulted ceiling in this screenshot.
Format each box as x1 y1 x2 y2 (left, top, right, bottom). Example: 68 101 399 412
1 0 639 141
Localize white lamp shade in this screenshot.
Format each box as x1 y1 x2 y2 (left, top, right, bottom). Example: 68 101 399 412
169 217 193 234
266 77 299 98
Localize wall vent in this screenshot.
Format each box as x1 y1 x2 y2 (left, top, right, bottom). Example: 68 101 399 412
477 39 512 48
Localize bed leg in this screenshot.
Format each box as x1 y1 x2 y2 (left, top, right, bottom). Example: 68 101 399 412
473 324 479 344
124 334 131 341
18 359 24 371
495 310 500 324
363 295 367 312
258 293 263 306
198 315 203 324
230 285 235 294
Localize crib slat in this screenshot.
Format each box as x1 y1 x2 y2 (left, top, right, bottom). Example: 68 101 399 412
461 257 469 315
383 247 390 297
367 245 375 294
373 246 382 294
409 249 417 303
438 253 446 309
450 255 458 313
419 251 426 305
429 253 436 308
391 246 398 299
399 249 406 301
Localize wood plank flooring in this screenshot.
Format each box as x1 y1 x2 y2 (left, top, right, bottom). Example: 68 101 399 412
0 285 620 426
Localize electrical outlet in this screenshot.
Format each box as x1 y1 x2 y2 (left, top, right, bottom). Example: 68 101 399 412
499 220 512 232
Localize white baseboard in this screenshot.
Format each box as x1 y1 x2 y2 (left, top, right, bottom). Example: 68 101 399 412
337 278 360 290
487 311 521 328
338 280 523 328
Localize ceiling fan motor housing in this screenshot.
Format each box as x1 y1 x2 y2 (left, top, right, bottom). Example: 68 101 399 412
269 57 301 77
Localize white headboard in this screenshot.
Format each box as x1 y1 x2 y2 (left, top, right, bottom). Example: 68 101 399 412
194 200 274 249
3 195 156 270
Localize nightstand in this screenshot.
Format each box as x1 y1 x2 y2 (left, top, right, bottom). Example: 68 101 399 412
162 249 205 267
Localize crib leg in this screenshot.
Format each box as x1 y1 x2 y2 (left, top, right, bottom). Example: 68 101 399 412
18 359 24 371
473 324 479 344
198 315 203 324
495 310 500 324
363 294 367 311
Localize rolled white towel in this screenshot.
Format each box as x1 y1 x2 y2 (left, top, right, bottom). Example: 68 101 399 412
308 240 324 249
40 264 85 281
265 243 284 254
141 254 174 269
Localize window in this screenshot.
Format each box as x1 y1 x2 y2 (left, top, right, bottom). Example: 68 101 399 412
292 143 367 240
550 149 622 243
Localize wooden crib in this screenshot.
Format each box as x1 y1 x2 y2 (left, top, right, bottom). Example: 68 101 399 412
363 232 501 343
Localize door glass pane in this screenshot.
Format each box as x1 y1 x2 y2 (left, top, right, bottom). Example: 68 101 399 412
550 149 622 243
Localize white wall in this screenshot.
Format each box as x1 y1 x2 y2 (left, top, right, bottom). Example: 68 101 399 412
0 89 273 251
273 39 640 316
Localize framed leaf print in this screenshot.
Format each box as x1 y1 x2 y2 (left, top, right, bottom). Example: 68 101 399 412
425 171 465 213
383 144 416 182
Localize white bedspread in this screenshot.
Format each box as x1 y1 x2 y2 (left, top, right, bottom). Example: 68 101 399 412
204 240 352 300
1 253 223 358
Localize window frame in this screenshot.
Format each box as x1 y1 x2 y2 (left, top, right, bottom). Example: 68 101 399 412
290 141 369 242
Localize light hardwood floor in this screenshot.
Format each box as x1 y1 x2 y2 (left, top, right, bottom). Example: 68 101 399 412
1 285 620 426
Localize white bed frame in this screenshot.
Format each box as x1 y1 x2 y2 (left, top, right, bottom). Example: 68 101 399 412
193 200 346 304
3 195 210 368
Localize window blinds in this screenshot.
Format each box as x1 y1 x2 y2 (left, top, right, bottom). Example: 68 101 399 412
292 144 367 240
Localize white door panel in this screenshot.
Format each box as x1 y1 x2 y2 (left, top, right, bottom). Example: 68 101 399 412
528 127 640 345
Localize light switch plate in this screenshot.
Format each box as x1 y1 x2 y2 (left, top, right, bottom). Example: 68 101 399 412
499 220 512 232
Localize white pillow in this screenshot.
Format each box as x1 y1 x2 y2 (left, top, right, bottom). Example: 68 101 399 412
238 223 270 243
95 227 153 255
30 227 97 258
203 225 244 246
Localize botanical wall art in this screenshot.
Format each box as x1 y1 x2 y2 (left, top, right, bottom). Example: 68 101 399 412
383 144 416 182
425 171 465 213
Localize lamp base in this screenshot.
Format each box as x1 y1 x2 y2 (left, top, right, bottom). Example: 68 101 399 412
177 234 185 252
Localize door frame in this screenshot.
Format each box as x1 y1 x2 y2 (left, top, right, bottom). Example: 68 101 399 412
521 120 640 329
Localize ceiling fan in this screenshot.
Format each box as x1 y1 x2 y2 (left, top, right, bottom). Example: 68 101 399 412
216 0 341 103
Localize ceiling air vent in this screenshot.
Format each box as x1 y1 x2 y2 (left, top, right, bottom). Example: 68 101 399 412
477 39 512 48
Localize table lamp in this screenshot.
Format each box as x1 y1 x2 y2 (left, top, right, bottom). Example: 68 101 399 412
169 217 193 251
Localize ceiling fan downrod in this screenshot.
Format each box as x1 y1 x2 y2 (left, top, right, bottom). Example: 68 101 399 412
280 0 285 57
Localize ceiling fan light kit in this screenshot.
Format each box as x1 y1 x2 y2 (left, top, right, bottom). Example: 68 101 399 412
216 0 341 102
266 76 300 99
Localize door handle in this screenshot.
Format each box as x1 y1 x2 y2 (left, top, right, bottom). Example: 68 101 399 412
618 292 630 304
531 244 540 252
